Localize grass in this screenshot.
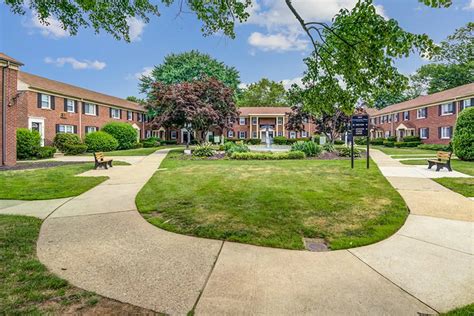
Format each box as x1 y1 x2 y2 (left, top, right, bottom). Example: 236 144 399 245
441 303 474 316
136 150 408 250
81 145 182 156
400 159 474 197
371 145 438 156
0 163 109 200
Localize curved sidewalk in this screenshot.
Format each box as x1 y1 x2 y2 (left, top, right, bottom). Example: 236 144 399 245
17 149 471 315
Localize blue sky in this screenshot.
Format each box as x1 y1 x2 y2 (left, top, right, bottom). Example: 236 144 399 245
0 0 472 99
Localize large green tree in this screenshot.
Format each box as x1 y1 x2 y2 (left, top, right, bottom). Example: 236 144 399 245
236 79 288 107
139 50 240 98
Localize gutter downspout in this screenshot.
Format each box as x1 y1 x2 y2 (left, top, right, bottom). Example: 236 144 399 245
2 61 10 166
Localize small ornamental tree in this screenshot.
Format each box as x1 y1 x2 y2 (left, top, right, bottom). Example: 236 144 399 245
452 107 474 161
101 122 137 150
146 77 238 148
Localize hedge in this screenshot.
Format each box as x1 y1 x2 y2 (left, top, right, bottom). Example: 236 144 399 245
245 139 262 145
16 128 41 159
231 151 306 160
36 146 56 159
141 137 160 148
383 140 395 147
273 136 288 145
64 144 88 155
403 135 421 142
452 107 474 161
370 138 385 145
417 144 450 151
53 133 82 152
386 136 397 142
394 141 422 148
85 131 119 152
101 122 137 150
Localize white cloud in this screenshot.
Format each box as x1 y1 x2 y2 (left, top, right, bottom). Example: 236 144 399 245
281 76 304 89
44 57 106 70
30 14 69 38
134 66 153 79
464 0 474 10
248 32 308 52
126 17 146 42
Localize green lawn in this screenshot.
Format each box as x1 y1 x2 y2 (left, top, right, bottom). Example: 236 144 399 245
136 150 408 250
400 159 474 197
442 303 474 316
371 145 438 156
81 145 181 156
0 163 108 200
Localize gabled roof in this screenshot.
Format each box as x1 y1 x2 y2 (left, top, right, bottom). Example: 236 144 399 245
238 107 292 116
370 83 474 117
0 52 23 66
18 71 145 112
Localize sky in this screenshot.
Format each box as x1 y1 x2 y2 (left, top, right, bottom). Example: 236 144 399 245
0 0 472 99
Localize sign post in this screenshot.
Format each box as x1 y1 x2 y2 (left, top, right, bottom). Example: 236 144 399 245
351 114 370 169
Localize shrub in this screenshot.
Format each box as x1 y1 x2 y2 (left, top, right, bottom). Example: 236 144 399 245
383 140 395 147
245 139 261 145
337 146 361 157
312 134 320 144
370 138 385 146
417 144 450 151
231 151 306 160
386 136 397 142
133 142 144 149
36 146 56 159
394 141 421 148
224 141 250 156
101 122 137 150
64 144 88 155
354 137 367 145
291 141 322 157
403 135 421 142
193 142 215 157
84 131 119 152
163 140 178 145
141 137 160 148
53 133 82 152
16 128 41 159
273 136 288 145
334 140 345 145
322 143 336 152
452 107 474 161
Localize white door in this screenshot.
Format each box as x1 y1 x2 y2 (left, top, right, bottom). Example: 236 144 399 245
28 117 45 146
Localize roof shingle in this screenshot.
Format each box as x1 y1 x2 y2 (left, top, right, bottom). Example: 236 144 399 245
238 107 292 116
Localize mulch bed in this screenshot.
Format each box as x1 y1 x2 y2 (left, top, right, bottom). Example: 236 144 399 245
0 161 89 172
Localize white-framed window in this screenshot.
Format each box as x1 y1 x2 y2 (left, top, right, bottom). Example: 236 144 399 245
227 130 234 138
417 107 427 119
127 111 133 121
385 131 391 138
289 131 296 139
440 103 454 115
238 131 246 139
170 130 177 139
278 131 283 137
85 126 98 134
419 128 429 139
440 126 452 139
277 117 283 125
66 99 75 113
388 115 392 123
252 131 257 138
394 113 399 122
84 103 97 115
41 94 51 109
252 117 257 125
461 99 472 111
138 113 143 122
301 131 308 137
239 117 246 125
111 108 120 119
403 111 409 121
58 124 74 134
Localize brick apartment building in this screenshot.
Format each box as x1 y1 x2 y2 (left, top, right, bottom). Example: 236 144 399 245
1 53 147 166
148 106 317 144
367 83 474 144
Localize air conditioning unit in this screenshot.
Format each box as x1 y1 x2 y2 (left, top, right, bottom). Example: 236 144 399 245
60 112 67 119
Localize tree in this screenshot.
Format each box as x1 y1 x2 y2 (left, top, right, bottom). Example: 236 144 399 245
126 96 144 104
139 50 240 98
237 79 288 107
435 22 473 64
6 0 251 41
374 90 410 109
146 77 238 148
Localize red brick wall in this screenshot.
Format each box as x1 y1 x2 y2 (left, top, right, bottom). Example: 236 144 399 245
371 100 465 144
0 66 19 166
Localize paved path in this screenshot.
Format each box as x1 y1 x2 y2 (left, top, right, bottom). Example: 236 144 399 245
2 149 472 315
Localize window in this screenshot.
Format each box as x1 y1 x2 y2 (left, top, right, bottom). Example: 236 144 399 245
461 99 472 110
301 131 308 137
388 115 392 123
66 99 75 113
238 131 246 139
252 131 257 138
303 117 308 123
170 131 177 139
403 111 409 121
384 131 391 138
278 131 283 137
138 113 143 122
127 111 133 121
277 117 283 125
41 94 51 109
440 103 454 115
58 124 74 134
252 117 257 125
227 130 234 138
419 128 429 139
85 126 98 134
111 108 120 119
239 117 246 125
394 113 399 122
417 107 427 119
84 103 97 115
440 126 452 139
289 131 296 139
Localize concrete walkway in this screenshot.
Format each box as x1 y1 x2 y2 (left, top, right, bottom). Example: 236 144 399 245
2 148 472 315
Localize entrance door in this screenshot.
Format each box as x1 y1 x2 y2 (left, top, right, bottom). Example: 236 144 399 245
28 117 45 146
